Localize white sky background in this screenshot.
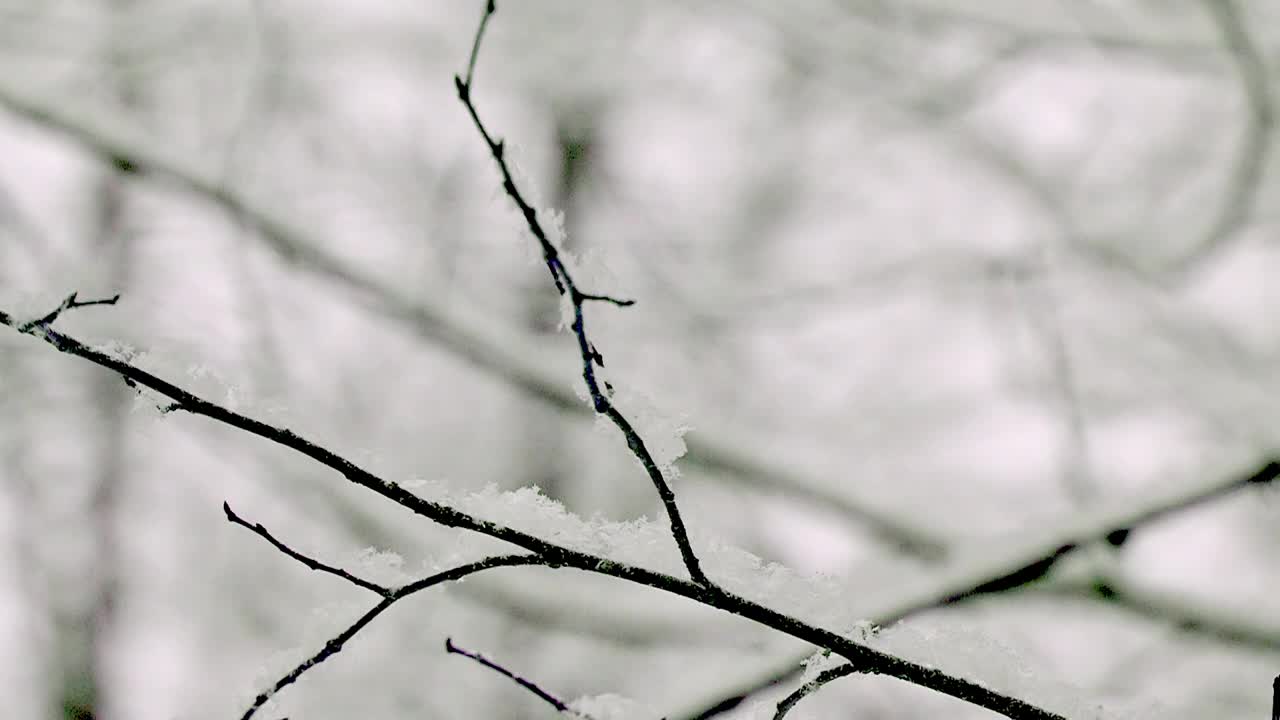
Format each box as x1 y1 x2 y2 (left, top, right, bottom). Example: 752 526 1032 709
1 1 1280 718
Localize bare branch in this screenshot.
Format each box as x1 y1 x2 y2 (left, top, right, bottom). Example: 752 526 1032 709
445 637 585 718
240 554 544 720
461 0 496 90
14 291 120 333
223 501 391 596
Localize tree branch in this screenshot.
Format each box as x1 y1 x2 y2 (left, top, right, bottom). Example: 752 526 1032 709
773 662 859 720
445 637 587 718
454 0 707 586
0 76 947 562
673 456 1280 718
0 299 1067 719
237 553 544 720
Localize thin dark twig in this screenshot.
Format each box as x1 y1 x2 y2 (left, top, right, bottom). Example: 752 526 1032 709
222 501 391 596
774 663 860 720
15 291 120 332
578 291 635 307
445 638 583 717
453 0 709 588
239 554 544 720
462 0 496 88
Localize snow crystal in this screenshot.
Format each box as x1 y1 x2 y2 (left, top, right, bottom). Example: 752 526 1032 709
346 546 409 586
409 480 686 575
595 385 691 475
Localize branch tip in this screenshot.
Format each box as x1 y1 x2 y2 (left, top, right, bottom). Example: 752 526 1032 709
18 291 121 332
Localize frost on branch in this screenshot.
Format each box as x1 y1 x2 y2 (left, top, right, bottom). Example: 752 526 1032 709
702 535 862 630
411 480 688 573
568 693 655 720
798 646 843 681
408 477 874 621
556 247 623 331
81 338 260 418
577 378 691 477
345 546 409 587
859 619 1145 719
185 361 247 412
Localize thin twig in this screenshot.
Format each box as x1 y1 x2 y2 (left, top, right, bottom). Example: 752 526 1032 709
453 0 709 587
223 501 391 596
15 291 120 333
773 663 859 720
462 0 495 89
240 554 545 720
445 637 585 717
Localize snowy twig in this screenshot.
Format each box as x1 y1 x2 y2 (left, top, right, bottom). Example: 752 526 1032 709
454 0 709 588
0 74 946 560
0 296 1073 720
772 663 859 720
238 554 544 720
223 498 547 720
